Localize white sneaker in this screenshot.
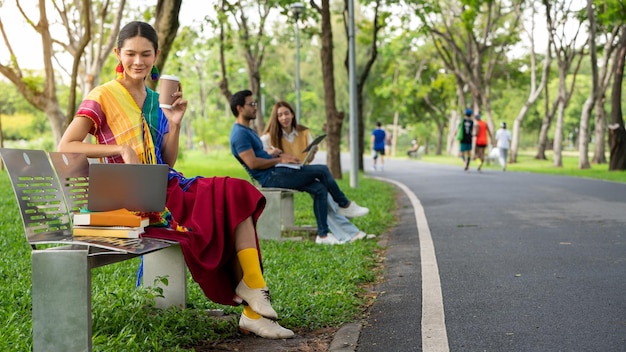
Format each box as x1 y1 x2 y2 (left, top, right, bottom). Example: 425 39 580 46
349 231 367 242
239 314 295 339
338 201 369 218
315 233 341 245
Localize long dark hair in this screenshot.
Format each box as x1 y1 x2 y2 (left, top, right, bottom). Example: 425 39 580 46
265 101 308 150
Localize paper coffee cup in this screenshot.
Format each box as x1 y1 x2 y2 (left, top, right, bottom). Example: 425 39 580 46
159 75 181 109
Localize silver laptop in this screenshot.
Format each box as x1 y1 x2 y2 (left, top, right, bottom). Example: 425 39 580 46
276 134 327 169
88 163 169 212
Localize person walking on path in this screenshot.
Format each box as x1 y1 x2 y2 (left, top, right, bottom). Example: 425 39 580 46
495 122 512 171
260 100 375 243
473 113 492 172
57 21 294 339
456 108 475 172
371 122 386 171
229 90 369 246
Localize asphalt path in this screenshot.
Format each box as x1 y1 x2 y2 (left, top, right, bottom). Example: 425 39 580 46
320 154 626 352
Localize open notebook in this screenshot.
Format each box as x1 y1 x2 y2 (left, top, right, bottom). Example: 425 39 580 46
276 134 326 169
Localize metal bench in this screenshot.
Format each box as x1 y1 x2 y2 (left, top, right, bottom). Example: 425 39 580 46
0 148 187 352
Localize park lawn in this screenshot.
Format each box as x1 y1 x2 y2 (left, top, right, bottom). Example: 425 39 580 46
2 147 621 350
420 149 626 184
0 149 395 351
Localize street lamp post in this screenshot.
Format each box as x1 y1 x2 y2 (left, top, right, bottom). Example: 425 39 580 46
290 2 304 124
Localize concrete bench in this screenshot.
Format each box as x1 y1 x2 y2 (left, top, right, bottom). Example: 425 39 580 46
0 148 187 352
255 187 316 240
408 145 425 159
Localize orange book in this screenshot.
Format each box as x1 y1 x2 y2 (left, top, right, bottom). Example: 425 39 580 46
72 225 144 239
72 208 149 227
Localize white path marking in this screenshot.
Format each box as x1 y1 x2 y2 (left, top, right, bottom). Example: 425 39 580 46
372 176 450 352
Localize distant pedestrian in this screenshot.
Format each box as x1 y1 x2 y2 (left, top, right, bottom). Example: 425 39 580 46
495 122 512 171
371 122 386 171
473 113 492 172
456 108 474 172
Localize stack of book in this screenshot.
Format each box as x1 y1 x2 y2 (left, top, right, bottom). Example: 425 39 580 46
72 208 149 239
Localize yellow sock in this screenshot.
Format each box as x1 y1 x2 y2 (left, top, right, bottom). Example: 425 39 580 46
237 248 266 289
243 305 261 319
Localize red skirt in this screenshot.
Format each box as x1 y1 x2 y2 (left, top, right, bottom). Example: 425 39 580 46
144 176 265 306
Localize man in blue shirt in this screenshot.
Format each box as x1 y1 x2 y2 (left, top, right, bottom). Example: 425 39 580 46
371 121 386 171
229 90 368 245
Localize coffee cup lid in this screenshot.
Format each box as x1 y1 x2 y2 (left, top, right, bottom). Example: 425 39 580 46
160 74 180 81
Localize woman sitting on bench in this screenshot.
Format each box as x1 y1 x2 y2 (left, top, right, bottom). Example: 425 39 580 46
57 21 293 339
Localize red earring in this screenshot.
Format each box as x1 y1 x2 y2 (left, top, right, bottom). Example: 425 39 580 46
116 63 124 79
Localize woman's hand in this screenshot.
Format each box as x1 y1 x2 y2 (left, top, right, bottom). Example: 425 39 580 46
269 147 283 158
279 153 300 164
162 90 187 127
119 145 141 164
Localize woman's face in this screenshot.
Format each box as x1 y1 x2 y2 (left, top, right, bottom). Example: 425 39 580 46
276 106 293 130
116 36 157 82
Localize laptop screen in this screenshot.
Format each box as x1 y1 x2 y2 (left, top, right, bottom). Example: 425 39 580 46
88 163 168 212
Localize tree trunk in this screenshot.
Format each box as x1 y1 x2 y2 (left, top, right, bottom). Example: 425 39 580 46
436 120 444 155
578 96 592 168
608 25 626 171
552 92 565 167
577 0 596 169
535 81 552 160
151 0 182 91
592 98 607 164
320 0 343 178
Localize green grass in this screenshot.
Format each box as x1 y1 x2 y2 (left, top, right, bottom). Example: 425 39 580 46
0 149 395 351
420 149 626 183
4 147 620 350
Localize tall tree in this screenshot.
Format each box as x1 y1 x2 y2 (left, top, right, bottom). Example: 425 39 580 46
536 0 585 165
311 0 345 178
578 0 599 169
0 0 93 143
578 0 621 168
413 0 524 138
215 0 276 134
0 0 182 144
151 0 183 91
592 0 626 165
510 2 552 164
608 24 626 170
76 1 127 98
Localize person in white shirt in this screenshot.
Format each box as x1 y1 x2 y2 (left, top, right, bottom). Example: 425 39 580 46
495 122 512 171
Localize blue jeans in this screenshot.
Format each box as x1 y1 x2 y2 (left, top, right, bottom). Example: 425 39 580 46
262 165 350 236
326 194 359 242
